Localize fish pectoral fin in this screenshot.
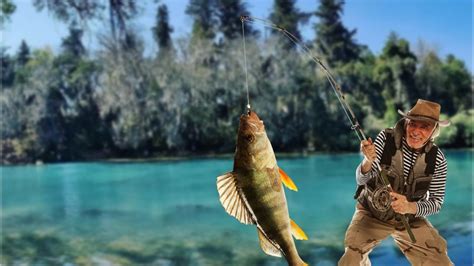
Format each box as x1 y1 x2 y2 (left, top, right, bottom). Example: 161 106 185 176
257 229 283 257
216 172 255 225
290 219 308 240
279 168 298 191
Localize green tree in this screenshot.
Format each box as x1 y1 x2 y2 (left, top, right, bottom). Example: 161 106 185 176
216 0 258 42
33 0 102 26
374 32 417 113
152 4 174 57
3 48 56 162
412 44 471 116
269 0 308 49
1 48 15 87
33 0 139 46
97 31 159 155
442 54 472 113
16 40 31 66
37 27 107 160
14 40 32 84
107 0 139 44
61 27 86 57
314 0 361 65
416 50 443 100
0 0 16 26
186 0 218 41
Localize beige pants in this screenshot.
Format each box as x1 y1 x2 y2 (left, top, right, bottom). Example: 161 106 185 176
338 204 453 266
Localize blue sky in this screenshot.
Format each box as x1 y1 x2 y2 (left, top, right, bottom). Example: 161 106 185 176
2 0 472 71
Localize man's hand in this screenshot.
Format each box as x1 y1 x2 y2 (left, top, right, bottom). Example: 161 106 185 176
361 138 376 163
390 192 417 214
360 138 376 174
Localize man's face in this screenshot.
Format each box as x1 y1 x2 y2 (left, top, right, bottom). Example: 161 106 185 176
405 119 436 149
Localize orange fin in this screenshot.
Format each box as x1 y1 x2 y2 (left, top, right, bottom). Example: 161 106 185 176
290 219 308 240
279 168 298 191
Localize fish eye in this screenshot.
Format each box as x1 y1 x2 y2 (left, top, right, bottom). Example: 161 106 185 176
245 134 255 143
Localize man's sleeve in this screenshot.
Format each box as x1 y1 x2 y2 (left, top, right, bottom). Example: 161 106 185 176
356 130 386 185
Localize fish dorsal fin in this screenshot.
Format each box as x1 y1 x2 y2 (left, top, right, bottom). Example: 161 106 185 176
279 168 298 191
257 229 283 257
216 172 255 225
290 219 308 240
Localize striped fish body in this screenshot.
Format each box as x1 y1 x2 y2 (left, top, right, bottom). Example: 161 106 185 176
217 111 307 266
236 166 295 255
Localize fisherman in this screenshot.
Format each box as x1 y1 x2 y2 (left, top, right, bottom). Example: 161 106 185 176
339 99 454 266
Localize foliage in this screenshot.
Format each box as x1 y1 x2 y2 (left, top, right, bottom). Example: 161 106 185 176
375 32 418 111
186 0 218 42
33 0 139 46
437 110 474 148
314 0 361 65
0 0 16 26
1 47 15 86
152 4 174 58
216 0 258 41
269 0 309 49
1 0 472 164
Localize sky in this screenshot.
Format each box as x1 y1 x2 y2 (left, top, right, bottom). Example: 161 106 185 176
2 0 472 71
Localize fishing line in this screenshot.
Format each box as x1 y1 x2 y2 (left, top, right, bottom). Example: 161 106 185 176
240 17 251 112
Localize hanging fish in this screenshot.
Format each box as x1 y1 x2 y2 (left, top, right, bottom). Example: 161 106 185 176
217 110 308 266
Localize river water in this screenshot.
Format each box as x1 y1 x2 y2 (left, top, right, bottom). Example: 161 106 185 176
1 150 472 265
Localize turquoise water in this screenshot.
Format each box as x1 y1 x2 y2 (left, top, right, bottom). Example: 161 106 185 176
1 150 472 265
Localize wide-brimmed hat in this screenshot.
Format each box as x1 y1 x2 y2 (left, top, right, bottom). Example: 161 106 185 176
398 99 450 127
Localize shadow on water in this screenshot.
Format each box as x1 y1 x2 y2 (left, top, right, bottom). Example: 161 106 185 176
0 230 346 265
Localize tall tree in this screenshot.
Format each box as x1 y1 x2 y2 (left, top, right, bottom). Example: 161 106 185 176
152 4 174 56
314 0 360 65
13 40 32 84
186 0 218 41
61 27 86 57
33 0 102 26
107 0 139 44
269 0 308 49
16 40 31 66
374 32 417 114
37 26 106 160
442 54 472 113
415 50 444 103
33 0 139 46
0 48 14 87
216 0 258 41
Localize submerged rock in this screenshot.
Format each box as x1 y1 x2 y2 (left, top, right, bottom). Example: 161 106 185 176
1 232 70 265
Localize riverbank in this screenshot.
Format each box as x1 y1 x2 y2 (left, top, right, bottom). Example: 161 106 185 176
2 147 472 166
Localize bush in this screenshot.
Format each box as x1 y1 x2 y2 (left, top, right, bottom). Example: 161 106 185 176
437 109 474 148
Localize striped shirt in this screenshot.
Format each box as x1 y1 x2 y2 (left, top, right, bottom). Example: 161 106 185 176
356 130 448 217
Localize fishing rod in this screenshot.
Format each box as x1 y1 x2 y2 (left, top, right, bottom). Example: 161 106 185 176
240 15 416 243
240 15 367 142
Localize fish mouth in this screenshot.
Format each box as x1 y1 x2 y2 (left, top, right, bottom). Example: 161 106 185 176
240 111 264 133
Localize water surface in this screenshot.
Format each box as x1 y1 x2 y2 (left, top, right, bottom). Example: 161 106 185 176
1 150 472 265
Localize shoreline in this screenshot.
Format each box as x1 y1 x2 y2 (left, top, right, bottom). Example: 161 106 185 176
1 148 472 166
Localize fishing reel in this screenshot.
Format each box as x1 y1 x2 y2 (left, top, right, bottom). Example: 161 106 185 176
370 186 392 212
